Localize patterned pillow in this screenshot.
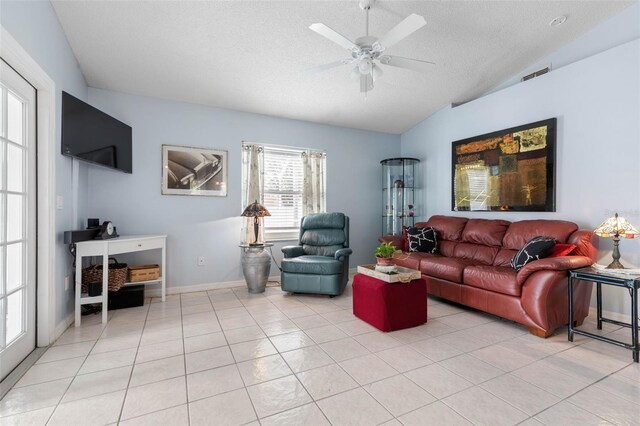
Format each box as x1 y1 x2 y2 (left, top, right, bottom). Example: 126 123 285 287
407 226 438 254
511 236 556 271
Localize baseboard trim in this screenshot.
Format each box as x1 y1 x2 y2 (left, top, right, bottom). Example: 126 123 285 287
588 306 630 324
145 268 358 297
144 274 282 297
52 312 74 343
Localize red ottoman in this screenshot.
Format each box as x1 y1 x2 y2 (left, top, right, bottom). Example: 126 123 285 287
352 273 427 332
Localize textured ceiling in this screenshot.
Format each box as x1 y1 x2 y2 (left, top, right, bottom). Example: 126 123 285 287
51 0 631 134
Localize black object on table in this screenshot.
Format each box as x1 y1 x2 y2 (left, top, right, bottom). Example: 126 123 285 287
568 267 639 362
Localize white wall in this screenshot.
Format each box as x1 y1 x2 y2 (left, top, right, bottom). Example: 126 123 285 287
1 1 89 327
86 89 400 290
401 40 640 315
491 2 640 94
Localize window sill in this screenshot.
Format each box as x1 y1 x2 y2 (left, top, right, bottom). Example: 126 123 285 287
265 229 299 242
265 237 298 243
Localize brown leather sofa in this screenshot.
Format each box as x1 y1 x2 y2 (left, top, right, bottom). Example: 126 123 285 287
380 215 596 337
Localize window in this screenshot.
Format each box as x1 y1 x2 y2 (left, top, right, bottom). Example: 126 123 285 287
242 143 326 241
263 147 305 240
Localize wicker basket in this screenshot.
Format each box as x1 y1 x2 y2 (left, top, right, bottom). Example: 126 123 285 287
82 257 128 293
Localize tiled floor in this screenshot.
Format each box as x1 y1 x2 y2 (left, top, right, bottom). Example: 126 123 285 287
1 279 639 425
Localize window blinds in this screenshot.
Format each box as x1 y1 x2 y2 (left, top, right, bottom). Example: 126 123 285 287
262 148 305 232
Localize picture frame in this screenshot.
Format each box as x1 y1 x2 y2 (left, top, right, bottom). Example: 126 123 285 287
162 144 228 196
451 118 556 212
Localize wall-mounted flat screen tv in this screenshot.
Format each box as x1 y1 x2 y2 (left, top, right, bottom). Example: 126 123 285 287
61 91 132 173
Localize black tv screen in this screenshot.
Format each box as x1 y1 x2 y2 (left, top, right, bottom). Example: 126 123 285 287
61 91 132 173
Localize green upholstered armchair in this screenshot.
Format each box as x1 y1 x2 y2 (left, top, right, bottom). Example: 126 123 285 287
281 212 352 296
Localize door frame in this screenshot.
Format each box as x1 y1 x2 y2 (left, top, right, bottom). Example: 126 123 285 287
1 26 57 347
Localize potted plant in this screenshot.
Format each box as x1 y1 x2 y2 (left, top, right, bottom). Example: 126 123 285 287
375 242 401 266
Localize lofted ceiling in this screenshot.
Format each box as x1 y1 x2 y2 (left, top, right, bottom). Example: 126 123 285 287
51 0 631 134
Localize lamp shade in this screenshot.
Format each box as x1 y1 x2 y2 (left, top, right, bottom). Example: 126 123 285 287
241 200 271 218
594 213 640 239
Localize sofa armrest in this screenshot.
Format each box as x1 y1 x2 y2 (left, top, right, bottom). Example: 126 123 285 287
282 245 305 258
378 235 403 250
519 258 594 335
334 248 353 261
517 255 593 286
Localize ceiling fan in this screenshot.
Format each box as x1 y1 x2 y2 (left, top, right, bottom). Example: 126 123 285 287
307 0 434 94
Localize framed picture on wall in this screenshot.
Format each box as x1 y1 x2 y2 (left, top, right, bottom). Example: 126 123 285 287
451 118 556 212
162 144 228 196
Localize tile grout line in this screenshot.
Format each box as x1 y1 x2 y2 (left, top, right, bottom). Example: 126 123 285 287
6 289 637 426
114 303 151 424
181 294 192 426
211 292 262 425
41 310 118 425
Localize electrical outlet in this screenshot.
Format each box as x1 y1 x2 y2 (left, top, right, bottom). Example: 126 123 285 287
56 195 64 210
197 256 205 266
65 275 70 291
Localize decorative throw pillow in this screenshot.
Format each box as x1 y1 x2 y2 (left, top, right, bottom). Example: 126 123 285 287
402 226 409 251
511 236 556 271
407 226 438 254
549 243 577 258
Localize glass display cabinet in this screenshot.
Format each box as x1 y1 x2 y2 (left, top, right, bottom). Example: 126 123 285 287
381 157 421 236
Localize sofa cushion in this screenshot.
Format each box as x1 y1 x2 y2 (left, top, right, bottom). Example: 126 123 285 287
493 248 518 267
461 219 511 247
424 216 468 241
281 256 343 275
407 226 438 253
510 236 556 271
392 252 432 270
420 256 477 282
464 266 520 297
502 220 577 250
453 243 499 265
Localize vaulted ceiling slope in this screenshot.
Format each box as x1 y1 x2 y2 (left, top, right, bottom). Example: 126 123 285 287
51 1 630 134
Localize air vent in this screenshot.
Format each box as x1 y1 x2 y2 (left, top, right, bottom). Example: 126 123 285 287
522 66 551 82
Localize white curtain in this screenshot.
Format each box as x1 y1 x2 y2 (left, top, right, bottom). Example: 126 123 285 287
302 150 326 216
241 144 264 244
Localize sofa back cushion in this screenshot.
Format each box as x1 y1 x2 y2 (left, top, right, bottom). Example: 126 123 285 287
493 248 518 267
453 243 499 265
423 216 468 241
502 220 578 250
461 219 511 247
438 240 458 257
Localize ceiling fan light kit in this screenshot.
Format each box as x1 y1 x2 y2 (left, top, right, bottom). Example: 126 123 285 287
308 0 434 95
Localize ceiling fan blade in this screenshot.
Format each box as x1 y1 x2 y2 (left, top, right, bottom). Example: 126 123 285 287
379 55 435 73
305 60 351 74
360 74 373 93
309 23 358 51
375 13 426 50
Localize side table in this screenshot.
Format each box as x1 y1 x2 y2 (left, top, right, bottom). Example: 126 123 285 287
239 243 273 293
568 267 639 362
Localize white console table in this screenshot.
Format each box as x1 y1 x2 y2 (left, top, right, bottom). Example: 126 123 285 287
75 235 166 326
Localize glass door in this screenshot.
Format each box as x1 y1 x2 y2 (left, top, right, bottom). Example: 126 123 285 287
0 60 37 381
